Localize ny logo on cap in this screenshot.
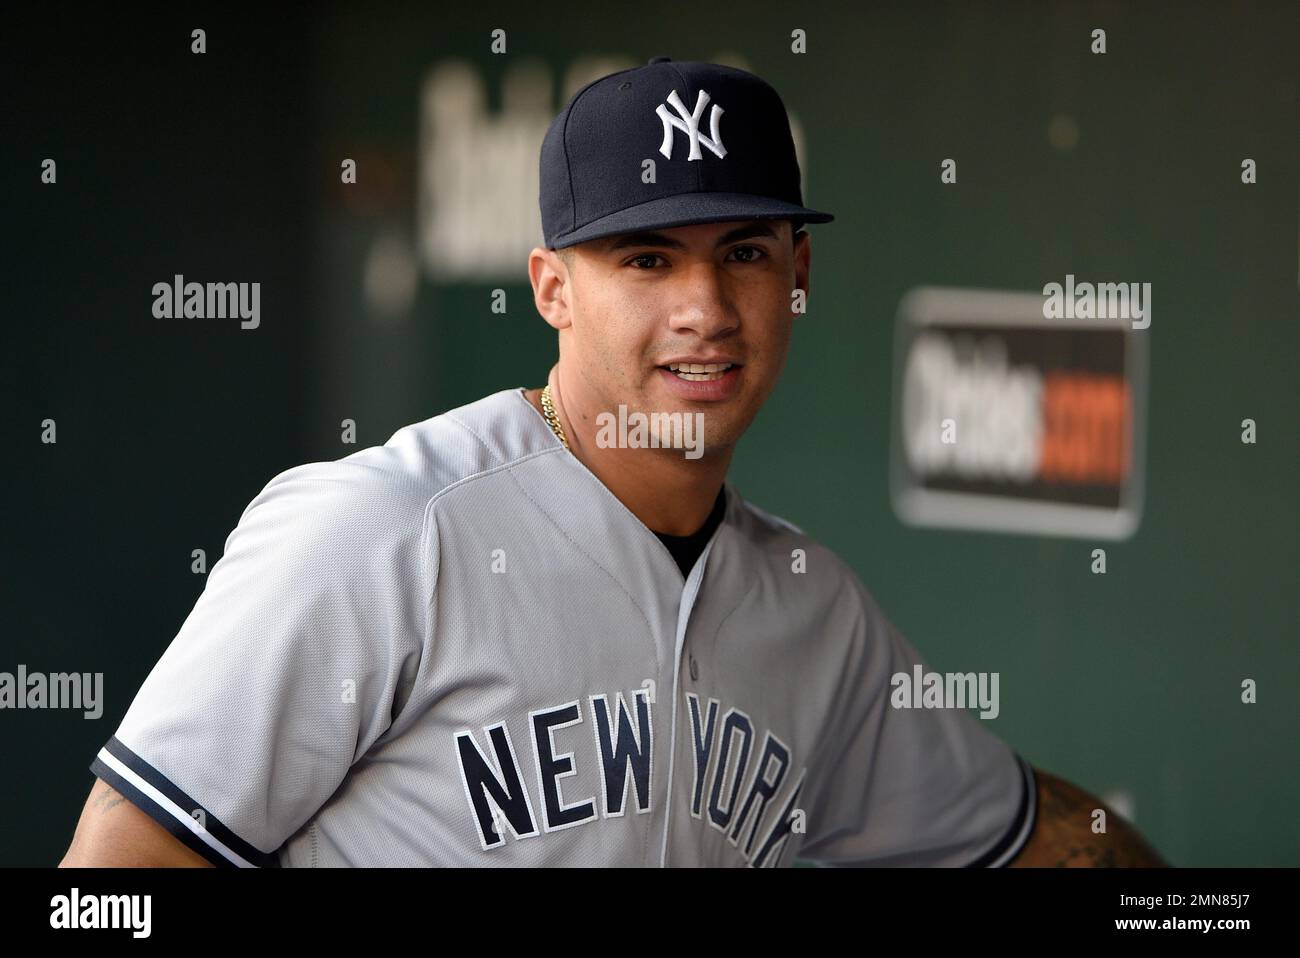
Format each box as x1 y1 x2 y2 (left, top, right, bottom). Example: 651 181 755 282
655 89 727 162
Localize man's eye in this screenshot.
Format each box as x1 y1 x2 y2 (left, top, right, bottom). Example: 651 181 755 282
628 254 664 269
729 245 767 263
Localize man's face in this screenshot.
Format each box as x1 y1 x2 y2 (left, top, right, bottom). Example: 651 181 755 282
547 219 812 455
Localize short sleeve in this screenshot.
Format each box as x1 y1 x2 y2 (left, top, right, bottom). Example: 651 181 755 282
796 586 1036 867
90 461 434 867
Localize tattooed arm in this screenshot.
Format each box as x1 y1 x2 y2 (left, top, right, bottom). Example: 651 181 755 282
59 777 214 867
1007 767 1167 867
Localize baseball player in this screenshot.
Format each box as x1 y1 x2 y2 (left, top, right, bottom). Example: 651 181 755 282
60 58 1163 868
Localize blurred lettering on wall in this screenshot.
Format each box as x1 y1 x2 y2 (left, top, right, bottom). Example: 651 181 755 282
889 286 1148 539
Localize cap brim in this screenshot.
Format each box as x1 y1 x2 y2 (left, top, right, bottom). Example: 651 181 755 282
550 192 834 249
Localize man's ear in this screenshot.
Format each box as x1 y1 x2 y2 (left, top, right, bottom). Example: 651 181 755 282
529 246 573 331
792 229 812 303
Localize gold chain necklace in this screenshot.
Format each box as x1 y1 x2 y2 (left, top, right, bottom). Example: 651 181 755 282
540 383 570 451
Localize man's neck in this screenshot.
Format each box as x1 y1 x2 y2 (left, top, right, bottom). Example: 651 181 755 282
525 367 733 537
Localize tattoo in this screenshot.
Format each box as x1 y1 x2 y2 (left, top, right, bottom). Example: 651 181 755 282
91 782 127 815
1053 844 1119 868
1013 769 1167 867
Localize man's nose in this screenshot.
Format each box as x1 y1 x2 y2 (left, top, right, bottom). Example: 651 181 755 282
666 261 740 337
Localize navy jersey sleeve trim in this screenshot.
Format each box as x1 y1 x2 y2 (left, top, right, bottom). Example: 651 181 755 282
964 753 1038 868
89 735 280 868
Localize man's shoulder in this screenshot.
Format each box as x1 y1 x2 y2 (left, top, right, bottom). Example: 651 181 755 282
729 493 808 539
726 488 871 607
238 388 552 539
726 492 898 669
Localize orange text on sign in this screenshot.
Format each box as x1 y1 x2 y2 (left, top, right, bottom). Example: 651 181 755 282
1037 373 1131 485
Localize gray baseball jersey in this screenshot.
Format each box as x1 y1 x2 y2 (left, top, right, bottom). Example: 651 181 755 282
91 387 1036 867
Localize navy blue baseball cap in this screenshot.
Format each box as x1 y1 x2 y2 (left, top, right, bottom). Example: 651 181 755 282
540 56 834 250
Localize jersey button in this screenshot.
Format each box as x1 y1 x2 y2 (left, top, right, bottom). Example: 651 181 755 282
689 655 699 681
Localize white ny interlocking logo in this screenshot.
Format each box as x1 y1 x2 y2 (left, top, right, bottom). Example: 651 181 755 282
655 89 727 161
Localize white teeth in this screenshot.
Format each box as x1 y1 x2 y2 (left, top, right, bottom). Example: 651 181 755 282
667 362 732 373
666 362 733 382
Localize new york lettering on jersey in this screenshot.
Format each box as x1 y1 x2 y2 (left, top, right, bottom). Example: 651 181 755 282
453 686 809 867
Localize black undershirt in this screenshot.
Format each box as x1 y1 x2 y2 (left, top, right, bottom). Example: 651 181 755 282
652 487 727 578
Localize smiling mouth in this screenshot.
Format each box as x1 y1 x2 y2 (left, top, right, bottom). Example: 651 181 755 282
661 362 737 382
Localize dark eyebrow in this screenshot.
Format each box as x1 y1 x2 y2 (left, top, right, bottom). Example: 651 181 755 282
601 221 781 253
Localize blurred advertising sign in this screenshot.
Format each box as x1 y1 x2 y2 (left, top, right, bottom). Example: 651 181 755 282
889 287 1147 540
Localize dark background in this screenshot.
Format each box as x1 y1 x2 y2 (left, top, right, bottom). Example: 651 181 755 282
3 2 1296 866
